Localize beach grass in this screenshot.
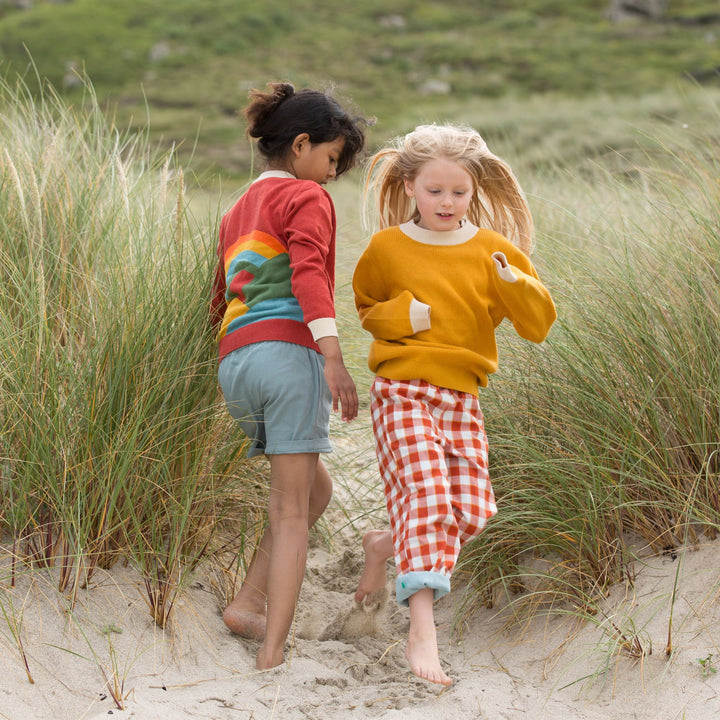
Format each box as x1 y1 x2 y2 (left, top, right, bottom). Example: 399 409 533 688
1 68 720 688
0 75 259 628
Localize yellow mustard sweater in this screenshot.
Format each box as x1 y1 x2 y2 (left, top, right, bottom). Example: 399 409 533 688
352 220 557 395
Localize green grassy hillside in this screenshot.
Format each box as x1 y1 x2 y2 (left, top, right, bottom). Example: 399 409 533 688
1 0 719 177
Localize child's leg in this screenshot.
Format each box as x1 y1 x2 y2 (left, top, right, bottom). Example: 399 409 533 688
223 458 332 643
406 588 452 686
399 391 490 686
355 529 393 605
222 531 271 640
370 378 470 685
254 452 320 670
371 380 455 599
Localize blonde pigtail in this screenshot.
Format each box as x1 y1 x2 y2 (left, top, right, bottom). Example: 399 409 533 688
363 147 413 232
470 154 534 255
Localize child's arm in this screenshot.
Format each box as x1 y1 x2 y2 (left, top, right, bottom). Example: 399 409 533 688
284 185 359 421
492 251 557 343
285 185 338 328
353 246 430 340
356 290 430 340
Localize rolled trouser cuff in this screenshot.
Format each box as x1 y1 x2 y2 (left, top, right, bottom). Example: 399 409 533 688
395 571 451 607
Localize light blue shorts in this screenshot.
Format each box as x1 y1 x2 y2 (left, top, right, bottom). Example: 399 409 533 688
218 341 333 458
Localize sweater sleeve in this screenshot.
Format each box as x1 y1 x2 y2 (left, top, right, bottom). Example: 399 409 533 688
492 249 557 343
284 183 338 336
353 242 431 340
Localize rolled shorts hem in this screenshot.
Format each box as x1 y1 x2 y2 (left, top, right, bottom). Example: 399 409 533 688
261 439 333 457
395 571 451 607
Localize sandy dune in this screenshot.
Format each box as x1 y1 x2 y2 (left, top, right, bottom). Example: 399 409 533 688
2 427 720 720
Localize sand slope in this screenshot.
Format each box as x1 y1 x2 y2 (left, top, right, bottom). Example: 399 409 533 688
2 425 720 720
2 525 720 720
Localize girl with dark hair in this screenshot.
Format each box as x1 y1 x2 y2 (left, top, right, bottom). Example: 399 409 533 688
210 81 367 670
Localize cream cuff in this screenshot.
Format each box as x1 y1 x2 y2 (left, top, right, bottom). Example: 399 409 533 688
410 299 431 333
492 251 518 283
308 317 338 341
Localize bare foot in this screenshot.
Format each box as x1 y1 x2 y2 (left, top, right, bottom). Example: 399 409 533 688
223 602 266 641
405 633 453 686
354 530 393 606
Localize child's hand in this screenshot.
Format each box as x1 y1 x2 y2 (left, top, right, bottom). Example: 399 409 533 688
324 358 359 421
316 336 359 421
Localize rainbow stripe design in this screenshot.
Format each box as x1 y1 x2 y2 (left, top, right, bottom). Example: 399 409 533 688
219 230 303 339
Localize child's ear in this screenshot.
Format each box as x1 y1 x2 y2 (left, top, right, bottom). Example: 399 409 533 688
291 133 311 157
403 178 415 197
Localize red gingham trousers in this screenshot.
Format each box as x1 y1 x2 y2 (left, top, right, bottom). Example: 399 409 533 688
371 377 497 596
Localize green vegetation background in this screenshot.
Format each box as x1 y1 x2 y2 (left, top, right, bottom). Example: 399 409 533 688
2 0 720 177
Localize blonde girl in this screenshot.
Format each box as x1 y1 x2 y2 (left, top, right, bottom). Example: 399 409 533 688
352 124 556 685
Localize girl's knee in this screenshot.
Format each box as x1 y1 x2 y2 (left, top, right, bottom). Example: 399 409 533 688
456 516 493 546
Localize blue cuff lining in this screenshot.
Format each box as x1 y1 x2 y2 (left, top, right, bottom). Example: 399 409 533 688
395 571 451 607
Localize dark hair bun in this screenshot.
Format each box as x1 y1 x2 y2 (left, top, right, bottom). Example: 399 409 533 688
245 82 295 139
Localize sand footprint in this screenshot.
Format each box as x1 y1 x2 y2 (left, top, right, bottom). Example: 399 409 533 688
319 587 389 641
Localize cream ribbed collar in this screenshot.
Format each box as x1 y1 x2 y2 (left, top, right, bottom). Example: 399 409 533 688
399 219 478 246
